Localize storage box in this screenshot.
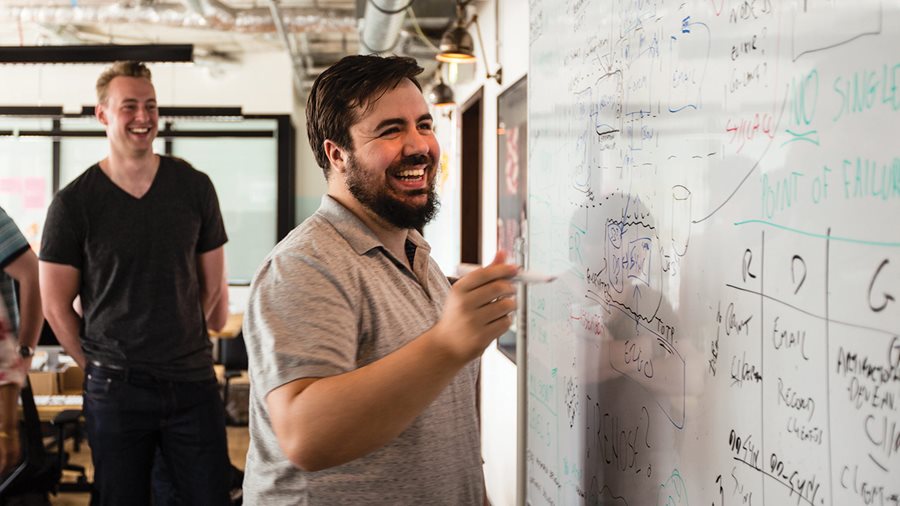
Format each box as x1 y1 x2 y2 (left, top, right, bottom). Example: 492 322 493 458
58 365 84 394
28 370 59 395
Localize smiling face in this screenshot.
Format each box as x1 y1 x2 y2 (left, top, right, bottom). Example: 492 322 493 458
331 78 441 230
96 75 158 157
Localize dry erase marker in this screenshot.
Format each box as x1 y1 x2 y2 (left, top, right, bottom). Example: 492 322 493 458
456 263 557 284
510 271 557 284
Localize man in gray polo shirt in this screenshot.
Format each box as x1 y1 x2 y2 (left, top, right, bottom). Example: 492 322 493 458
243 55 518 504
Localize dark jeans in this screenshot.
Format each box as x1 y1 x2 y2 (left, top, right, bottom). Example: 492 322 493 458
83 363 230 506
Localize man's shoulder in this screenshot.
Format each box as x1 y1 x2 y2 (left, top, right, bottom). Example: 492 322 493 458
162 155 210 183
0 206 28 261
54 164 102 203
258 213 361 283
0 206 15 228
272 213 350 261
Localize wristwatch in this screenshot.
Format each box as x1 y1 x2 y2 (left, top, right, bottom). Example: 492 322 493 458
18 345 35 359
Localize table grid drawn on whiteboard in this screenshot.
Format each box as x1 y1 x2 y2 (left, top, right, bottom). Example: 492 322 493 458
525 1 899 505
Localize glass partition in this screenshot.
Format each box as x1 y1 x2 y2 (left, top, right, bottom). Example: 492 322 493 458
0 119 54 248
172 135 278 282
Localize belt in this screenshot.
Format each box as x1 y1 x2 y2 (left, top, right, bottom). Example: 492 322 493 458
88 360 125 371
87 360 158 383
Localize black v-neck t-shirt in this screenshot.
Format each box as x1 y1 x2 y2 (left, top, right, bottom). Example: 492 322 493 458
41 156 227 381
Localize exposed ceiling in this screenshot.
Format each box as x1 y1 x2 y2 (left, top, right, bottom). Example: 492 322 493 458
0 0 458 95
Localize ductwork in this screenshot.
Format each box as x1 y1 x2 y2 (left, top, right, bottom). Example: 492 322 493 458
267 0 305 96
358 0 409 54
181 0 236 22
0 4 356 33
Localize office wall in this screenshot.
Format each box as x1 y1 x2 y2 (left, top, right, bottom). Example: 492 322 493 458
293 99 328 226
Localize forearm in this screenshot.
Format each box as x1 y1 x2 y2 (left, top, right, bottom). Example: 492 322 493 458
16 277 42 349
4 250 41 348
270 252 518 472
204 278 228 331
197 247 226 330
274 328 469 471
201 283 223 325
44 306 86 369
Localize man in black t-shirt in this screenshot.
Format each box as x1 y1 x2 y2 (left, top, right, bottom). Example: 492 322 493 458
39 61 231 506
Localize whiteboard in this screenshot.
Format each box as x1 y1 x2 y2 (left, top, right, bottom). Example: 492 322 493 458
526 1 900 505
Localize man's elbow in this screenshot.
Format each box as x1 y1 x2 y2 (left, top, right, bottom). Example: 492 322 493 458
42 300 67 324
207 314 227 333
280 436 336 472
20 267 40 290
9 251 41 295
289 453 329 473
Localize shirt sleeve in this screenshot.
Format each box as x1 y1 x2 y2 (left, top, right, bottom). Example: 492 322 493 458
0 207 29 269
196 173 228 253
39 194 84 268
244 250 359 397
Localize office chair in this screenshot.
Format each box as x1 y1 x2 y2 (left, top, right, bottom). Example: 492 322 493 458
50 409 90 492
219 331 249 426
0 458 28 496
0 377 62 499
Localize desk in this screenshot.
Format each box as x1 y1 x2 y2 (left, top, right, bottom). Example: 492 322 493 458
26 366 84 422
31 396 83 423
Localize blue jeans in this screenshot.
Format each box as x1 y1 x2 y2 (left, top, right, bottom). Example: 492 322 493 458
83 363 230 506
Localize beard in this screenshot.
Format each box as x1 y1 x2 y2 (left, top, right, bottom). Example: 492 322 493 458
345 152 440 230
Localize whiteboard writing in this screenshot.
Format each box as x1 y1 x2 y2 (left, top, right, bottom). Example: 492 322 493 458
527 0 900 505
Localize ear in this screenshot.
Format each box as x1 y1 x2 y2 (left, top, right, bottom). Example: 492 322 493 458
95 102 108 126
323 139 350 175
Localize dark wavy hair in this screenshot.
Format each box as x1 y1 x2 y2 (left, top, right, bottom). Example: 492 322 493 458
306 55 423 179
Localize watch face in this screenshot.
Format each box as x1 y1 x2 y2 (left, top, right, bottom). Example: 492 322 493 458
19 345 34 358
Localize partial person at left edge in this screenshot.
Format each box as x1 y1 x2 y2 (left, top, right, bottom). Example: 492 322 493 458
0 205 41 486
0 297 26 479
0 206 42 374
38 61 232 506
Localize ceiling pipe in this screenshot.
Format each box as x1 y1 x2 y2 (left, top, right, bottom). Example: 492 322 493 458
181 0 206 16
358 0 409 55
0 5 356 33
267 0 306 96
181 0 236 23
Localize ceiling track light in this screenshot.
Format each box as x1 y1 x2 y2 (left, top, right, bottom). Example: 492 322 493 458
0 44 194 64
436 2 502 85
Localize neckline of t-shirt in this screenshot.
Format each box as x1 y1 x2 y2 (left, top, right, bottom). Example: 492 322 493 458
94 156 166 201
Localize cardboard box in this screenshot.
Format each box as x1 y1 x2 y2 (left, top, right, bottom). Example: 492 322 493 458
28 371 59 395
58 365 84 394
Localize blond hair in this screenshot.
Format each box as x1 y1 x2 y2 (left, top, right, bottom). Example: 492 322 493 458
96 61 153 104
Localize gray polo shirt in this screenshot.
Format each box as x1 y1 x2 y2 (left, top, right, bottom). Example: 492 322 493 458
243 195 484 505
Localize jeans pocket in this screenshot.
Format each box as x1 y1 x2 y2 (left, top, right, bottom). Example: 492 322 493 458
84 371 115 398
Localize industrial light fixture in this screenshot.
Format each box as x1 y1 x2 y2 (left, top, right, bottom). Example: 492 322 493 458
0 44 194 64
437 3 475 63
436 1 502 84
427 66 456 108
